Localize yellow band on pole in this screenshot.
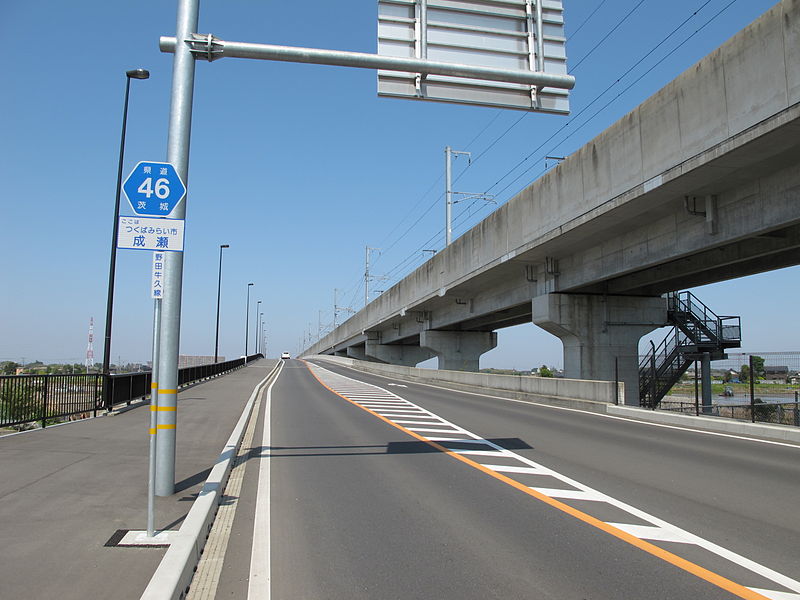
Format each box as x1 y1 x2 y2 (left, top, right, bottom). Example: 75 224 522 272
151 382 158 389
150 406 177 412
148 428 157 435
158 389 177 394
156 424 176 430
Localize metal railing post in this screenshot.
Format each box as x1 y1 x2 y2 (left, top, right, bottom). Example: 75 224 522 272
41 376 49 429
749 354 756 423
93 375 99 418
794 391 799 428
650 349 657 410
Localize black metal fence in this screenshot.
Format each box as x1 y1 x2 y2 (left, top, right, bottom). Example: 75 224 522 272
0 354 262 430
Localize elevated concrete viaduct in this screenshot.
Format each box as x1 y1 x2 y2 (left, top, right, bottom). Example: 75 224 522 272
306 1 800 406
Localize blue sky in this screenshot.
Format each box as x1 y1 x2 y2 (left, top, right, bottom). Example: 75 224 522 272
2 0 795 369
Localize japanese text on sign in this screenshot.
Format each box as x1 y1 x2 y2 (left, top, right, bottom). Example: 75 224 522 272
117 216 185 252
152 252 166 299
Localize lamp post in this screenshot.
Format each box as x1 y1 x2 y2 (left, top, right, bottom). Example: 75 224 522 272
245 283 254 356
214 244 229 363
102 68 150 385
260 312 265 357
255 300 262 354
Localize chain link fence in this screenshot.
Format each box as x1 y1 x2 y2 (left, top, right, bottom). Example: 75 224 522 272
658 351 800 426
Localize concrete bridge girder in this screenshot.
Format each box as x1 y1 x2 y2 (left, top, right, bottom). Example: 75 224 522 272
533 293 668 406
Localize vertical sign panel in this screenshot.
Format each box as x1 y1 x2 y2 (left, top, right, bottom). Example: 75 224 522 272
378 0 569 113
152 251 166 299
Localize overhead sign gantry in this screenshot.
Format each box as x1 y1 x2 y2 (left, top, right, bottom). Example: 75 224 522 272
152 0 574 499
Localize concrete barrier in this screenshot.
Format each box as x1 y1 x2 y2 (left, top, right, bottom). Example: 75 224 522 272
308 355 800 445
308 355 620 413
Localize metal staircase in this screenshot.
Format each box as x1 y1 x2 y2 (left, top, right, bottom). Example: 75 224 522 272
639 292 741 408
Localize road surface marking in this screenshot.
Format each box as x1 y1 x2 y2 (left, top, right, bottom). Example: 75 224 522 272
305 360 800 600
248 364 284 600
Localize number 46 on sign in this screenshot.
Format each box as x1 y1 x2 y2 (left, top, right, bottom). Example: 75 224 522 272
122 161 187 217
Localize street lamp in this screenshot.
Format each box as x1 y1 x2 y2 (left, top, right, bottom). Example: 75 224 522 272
214 244 229 363
255 300 262 354
260 312 265 357
102 68 150 380
245 283 254 356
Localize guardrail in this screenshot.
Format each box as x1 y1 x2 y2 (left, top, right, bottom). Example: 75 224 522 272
0 354 263 430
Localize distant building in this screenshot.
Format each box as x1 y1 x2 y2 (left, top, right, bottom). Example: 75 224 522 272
178 355 222 368
178 354 225 369
763 366 789 381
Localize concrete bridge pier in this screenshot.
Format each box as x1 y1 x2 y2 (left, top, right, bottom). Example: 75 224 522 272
420 330 498 372
365 332 434 367
533 293 667 406
346 346 374 361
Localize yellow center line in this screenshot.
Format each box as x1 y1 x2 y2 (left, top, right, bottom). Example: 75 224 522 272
303 361 771 600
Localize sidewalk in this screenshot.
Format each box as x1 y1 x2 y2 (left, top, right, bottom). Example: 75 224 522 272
0 360 276 600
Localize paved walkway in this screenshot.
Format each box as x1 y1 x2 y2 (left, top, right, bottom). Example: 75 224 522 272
0 360 276 600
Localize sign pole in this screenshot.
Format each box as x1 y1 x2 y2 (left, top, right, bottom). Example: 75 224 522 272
147 298 161 536
155 0 199 496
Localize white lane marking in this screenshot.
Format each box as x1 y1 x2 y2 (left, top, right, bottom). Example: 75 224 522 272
307 361 800 598
317 361 800 451
606 523 695 544
429 437 491 444
748 589 800 600
248 365 283 599
484 464 542 475
448 449 510 456
407 428 467 434
530 487 608 502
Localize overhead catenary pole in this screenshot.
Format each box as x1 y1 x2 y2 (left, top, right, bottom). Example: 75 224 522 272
444 147 471 246
364 246 381 308
155 0 200 497
445 146 452 246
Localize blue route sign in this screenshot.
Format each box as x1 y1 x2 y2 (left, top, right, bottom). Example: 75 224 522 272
123 161 186 217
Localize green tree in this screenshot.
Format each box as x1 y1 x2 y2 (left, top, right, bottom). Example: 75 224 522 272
751 355 765 381
740 364 750 383
0 380 42 426
539 365 554 378
0 361 20 375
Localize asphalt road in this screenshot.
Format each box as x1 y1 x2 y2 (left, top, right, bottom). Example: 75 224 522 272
214 359 800 600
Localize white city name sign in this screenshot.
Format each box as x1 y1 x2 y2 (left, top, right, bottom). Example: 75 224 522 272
117 216 185 252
